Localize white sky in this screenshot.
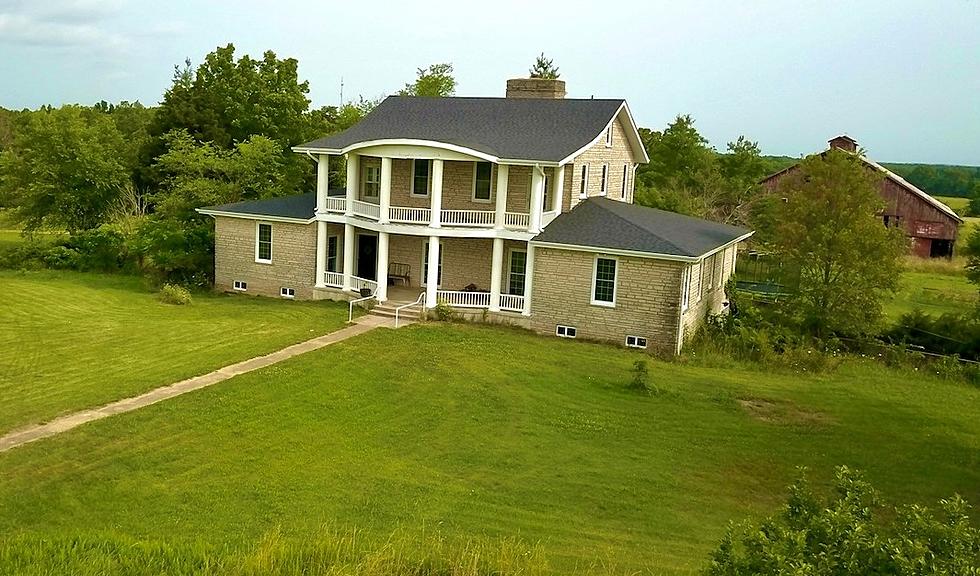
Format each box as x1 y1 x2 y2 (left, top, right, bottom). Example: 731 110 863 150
1 0 978 164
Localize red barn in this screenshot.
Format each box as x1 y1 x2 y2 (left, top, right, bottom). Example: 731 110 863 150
762 136 963 258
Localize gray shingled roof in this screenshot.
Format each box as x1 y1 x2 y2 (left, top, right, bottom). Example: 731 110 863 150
532 198 751 258
297 96 626 162
198 193 317 220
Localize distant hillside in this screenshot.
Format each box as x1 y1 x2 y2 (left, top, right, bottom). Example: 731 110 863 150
762 156 980 199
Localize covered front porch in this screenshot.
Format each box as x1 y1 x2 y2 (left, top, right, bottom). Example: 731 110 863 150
315 226 532 314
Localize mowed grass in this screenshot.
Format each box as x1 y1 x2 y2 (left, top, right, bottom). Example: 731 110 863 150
0 271 348 434
935 195 969 214
885 270 975 319
1 323 977 574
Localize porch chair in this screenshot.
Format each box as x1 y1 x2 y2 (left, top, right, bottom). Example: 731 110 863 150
388 262 411 286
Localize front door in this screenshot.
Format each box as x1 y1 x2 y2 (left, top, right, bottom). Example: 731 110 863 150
356 234 377 281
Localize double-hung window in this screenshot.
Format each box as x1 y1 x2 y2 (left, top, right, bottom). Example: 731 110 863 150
256 223 272 263
600 164 609 196
412 159 431 197
508 250 527 296
326 236 338 272
473 162 492 202
605 125 613 147
591 256 617 306
362 165 380 198
682 267 692 311
579 164 589 198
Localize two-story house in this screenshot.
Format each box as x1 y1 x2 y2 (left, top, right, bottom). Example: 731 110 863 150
198 78 752 353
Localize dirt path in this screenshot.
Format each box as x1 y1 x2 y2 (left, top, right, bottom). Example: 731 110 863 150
0 315 396 453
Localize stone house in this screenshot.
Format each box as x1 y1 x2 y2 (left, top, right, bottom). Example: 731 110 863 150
762 135 962 258
198 78 752 354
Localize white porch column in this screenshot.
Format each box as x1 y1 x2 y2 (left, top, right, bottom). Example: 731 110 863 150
345 153 359 216
425 235 440 308
489 237 504 312
379 157 392 224
342 223 355 291
429 159 443 228
494 164 509 229
522 243 535 316
529 166 545 233
315 220 327 288
376 231 389 302
552 165 565 214
316 154 329 213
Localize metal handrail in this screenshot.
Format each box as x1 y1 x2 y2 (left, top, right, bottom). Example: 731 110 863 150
395 292 425 328
348 294 376 323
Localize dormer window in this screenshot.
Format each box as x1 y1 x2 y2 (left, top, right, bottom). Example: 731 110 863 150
605 125 613 147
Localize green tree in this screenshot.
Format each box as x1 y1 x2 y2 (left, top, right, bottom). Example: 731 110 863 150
964 225 980 299
0 106 129 232
399 63 456 97
773 148 906 336
706 466 980 575
967 182 980 217
529 53 560 79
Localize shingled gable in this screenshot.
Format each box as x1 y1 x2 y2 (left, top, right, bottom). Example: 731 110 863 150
293 96 648 164
532 197 752 260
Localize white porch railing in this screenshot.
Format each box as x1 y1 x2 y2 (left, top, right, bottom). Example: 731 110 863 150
352 200 381 220
498 293 525 312
437 290 491 308
389 206 431 224
441 209 495 227
350 275 378 293
322 197 347 213
541 210 558 227
504 212 530 229
323 271 344 288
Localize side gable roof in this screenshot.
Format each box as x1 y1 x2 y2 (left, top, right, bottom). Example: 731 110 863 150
295 96 647 164
532 198 752 260
197 193 317 222
761 151 963 223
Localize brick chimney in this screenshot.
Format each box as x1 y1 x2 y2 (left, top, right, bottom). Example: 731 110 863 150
505 77 566 99
828 135 858 152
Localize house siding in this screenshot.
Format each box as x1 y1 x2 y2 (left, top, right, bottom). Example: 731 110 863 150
214 217 316 299
680 245 737 344
568 115 636 210
530 247 684 353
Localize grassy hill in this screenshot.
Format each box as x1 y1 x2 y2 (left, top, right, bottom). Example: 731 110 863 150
0 273 977 575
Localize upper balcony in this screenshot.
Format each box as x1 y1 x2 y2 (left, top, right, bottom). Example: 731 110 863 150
314 151 566 234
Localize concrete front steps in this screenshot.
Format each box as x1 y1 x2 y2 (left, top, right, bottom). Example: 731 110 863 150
369 300 423 324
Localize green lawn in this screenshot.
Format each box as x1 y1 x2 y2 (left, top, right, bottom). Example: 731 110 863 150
0 271 348 434
885 270 975 319
1 322 977 574
935 195 968 214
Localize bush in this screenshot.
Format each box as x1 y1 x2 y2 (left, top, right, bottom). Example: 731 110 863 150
627 359 655 394
60 226 129 272
706 466 980 575
158 283 192 305
886 309 980 362
430 298 456 322
0 241 51 270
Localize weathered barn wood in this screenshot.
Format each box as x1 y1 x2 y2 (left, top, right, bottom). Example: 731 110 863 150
761 136 963 258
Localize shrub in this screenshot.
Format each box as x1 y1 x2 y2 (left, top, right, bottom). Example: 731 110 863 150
705 466 980 575
886 309 980 362
0 241 50 270
158 283 192 305
61 226 129 272
430 298 456 322
40 245 80 269
627 359 654 394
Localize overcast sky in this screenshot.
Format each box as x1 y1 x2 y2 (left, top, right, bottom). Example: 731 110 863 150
1 0 977 165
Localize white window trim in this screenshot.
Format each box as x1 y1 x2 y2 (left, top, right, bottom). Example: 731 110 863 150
621 164 629 199
600 164 609 196
362 164 380 199
506 248 527 296
681 266 692 312
579 164 590 199
626 335 647 349
233 280 247 291
255 222 272 264
411 159 430 198
471 161 493 203
420 239 443 288
556 324 577 338
604 125 613 147
590 255 618 307
280 287 295 299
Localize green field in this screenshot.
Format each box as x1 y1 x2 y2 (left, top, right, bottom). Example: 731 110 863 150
885 270 975 319
0 271 348 434
935 195 969 213
0 277 978 574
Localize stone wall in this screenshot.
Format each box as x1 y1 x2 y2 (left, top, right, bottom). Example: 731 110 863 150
568 115 637 209
214 217 316 299
530 247 684 353
680 245 737 343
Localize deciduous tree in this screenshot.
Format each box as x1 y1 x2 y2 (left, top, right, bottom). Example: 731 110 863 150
773 148 906 336
399 63 456 97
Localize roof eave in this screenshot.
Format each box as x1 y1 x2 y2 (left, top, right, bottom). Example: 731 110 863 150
195 208 315 224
